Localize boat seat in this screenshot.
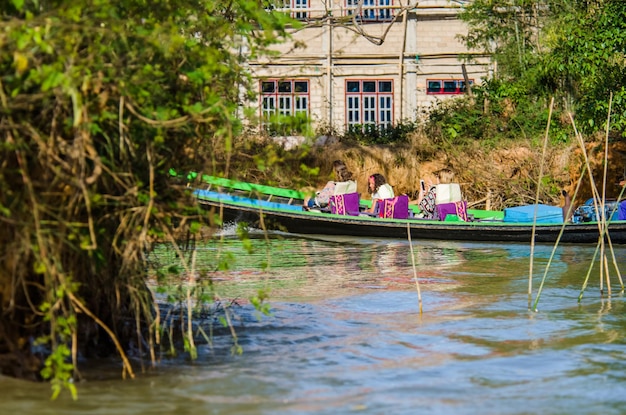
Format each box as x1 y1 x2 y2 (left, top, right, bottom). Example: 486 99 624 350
435 183 463 205
436 201 469 221
333 180 357 196
378 195 410 219
329 192 360 216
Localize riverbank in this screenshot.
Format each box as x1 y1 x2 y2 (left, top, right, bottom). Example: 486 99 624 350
227 134 626 212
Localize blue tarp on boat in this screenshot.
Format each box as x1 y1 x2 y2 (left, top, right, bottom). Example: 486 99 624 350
503 204 563 223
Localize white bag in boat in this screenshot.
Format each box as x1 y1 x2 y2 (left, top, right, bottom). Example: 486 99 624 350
435 183 462 204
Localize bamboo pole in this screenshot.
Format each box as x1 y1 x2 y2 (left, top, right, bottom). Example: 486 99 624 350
578 241 602 302
529 97 554 306
601 93 612 295
533 164 587 310
569 95 624 299
407 222 423 314
600 182 626 292
576 200 624 301
569 114 606 299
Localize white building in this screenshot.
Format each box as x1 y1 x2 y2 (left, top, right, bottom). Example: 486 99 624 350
248 0 489 136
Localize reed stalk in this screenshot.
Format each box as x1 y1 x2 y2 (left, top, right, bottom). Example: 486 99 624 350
578 241 603 302
601 93 612 295
569 93 623 299
533 164 587 310
529 97 554 306
407 223 422 314
576 208 625 300
595 183 625 292
536 98 622 306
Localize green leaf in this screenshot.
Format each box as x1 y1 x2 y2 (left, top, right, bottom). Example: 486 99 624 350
41 70 64 91
11 0 25 10
34 261 47 274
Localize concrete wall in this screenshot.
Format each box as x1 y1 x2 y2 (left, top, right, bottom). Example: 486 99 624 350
249 0 490 135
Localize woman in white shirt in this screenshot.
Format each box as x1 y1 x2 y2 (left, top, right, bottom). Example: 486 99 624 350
304 160 357 209
365 173 394 213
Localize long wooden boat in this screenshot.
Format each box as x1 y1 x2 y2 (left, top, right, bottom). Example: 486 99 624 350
192 176 626 244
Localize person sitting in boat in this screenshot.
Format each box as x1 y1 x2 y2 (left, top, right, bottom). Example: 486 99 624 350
304 160 357 209
364 173 394 214
412 168 461 219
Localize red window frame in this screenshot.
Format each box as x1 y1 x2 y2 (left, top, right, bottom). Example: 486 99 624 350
426 79 474 95
260 79 310 128
345 79 394 131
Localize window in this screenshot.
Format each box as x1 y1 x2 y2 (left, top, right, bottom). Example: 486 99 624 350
346 0 393 22
270 0 309 20
345 80 393 132
261 79 310 134
292 0 308 19
426 79 474 95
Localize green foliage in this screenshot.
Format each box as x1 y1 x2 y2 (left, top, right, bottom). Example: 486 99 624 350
425 96 489 142
264 112 314 137
424 81 572 145
544 0 626 135
250 288 272 318
459 0 549 82
314 121 341 139
0 0 291 394
40 344 78 400
459 0 626 139
236 222 254 254
343 121 418 145
36 276 80 400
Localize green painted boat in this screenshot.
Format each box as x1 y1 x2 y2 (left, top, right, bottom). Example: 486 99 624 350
190 175 626 244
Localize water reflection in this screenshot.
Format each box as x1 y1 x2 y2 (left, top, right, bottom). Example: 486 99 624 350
1 234 625 415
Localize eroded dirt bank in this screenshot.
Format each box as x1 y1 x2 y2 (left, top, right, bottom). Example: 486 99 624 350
297 139 626 211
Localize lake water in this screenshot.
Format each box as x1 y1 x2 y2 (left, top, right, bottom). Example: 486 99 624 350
1 231 626 414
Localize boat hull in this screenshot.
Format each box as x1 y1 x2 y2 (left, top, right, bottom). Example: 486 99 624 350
197 196 626 244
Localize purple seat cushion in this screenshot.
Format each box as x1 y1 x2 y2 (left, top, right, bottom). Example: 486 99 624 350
436 201 468 221
330 192 360 215
379 195 410 219
619 200 626 221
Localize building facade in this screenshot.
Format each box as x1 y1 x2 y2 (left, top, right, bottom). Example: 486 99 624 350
249 0 489 136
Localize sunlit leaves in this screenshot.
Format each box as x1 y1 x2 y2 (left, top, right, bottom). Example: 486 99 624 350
547 0 626 134
12 51 28 74
33 261 47 274
250 288 271 318
460 0 626 138
236 222 253 253
217 251 236 271
1 0 293 394
11 0 25 10
189 220 202 234
41 344 78 401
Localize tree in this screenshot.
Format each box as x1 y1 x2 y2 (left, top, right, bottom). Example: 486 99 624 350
544 0 626 134
0 0 290 395
459 0 626 138
460 0 548 84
